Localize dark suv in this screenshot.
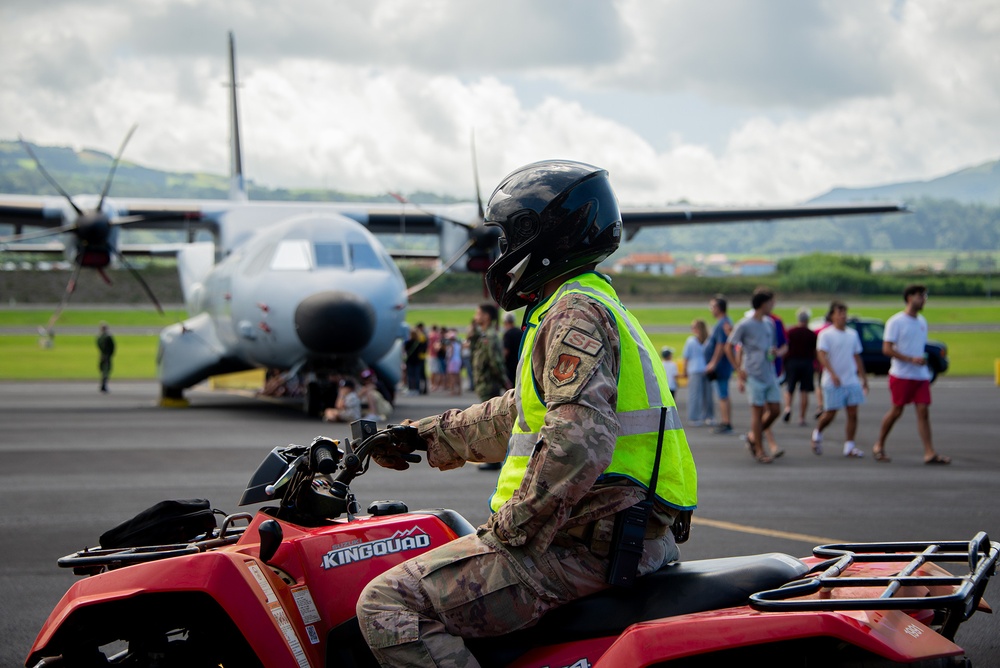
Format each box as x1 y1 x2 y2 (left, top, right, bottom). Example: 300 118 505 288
846 317 948 382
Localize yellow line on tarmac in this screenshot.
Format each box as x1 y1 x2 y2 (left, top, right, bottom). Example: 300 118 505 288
693 517 845 546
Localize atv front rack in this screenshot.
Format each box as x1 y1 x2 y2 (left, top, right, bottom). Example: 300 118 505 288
749 532 998 639
57 513 254 575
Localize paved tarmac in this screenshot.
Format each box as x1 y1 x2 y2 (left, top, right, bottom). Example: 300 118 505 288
2 377 998 665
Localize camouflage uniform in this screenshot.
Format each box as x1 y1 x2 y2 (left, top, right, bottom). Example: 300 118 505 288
357 285 682 668
471 325 506 402
97 329 115 391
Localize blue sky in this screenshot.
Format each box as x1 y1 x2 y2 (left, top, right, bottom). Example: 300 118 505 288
2 0 997 206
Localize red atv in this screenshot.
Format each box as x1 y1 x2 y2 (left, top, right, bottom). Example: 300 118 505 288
28 421 997 667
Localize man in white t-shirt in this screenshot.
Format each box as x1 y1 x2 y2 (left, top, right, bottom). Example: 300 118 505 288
811 301 868 457
872 285 950 464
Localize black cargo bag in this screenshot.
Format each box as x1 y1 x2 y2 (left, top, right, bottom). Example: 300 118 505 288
99 498 220 549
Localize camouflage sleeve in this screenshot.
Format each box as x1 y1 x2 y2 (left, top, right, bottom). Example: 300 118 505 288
489 294 622 550
489 330 506 380
415 389 516 470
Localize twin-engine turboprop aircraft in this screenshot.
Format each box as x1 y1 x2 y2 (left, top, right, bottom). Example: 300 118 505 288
0 33 905 412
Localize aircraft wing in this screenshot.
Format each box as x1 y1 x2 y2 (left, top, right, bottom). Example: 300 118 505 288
620 201 906 238
0 196 68 229
0 195 217 233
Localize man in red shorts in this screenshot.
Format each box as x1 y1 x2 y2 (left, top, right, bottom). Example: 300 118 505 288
871 284 950 464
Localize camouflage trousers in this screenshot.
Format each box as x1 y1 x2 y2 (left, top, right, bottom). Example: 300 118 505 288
357 527 677 668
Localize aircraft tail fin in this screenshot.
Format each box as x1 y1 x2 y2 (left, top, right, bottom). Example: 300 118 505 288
228 31 248 202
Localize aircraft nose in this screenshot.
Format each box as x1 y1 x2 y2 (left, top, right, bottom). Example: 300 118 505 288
294 291 376 354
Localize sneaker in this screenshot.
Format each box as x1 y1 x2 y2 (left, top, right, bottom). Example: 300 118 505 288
712 423 733 434
811 429 823 456
782 409 791 423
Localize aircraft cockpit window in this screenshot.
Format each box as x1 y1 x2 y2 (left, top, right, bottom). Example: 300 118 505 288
349 242 383 270
271 240 314 271
315 243 346 267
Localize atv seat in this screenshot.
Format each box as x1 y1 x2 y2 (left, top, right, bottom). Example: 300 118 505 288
468 552 809 666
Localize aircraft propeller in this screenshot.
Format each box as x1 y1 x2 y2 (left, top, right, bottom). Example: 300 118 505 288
2 126 167 337
396 132 500 297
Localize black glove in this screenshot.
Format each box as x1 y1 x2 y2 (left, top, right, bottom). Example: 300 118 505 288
387 424 427 452
370 425 426 471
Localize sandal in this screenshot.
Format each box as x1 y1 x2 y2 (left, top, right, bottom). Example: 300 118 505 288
844 447 864 458
924 454 951 465
743 433 772 463
872 445 891 463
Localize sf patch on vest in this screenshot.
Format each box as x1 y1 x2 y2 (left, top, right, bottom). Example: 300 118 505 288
545 325 605 401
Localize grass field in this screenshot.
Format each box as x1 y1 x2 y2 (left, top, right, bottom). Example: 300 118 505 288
0 335 160 380
1 299 997 380
2 299 996 330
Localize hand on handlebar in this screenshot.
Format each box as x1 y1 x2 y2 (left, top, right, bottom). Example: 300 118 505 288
389 424 427 451
371 424 426 471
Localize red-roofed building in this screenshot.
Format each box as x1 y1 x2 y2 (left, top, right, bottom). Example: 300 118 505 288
612 252 676 275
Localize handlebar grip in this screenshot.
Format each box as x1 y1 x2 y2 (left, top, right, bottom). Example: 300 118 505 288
314 444 338 474
402 453 422 464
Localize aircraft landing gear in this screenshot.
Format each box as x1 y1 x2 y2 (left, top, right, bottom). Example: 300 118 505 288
159 385 190 408
304 381 323 418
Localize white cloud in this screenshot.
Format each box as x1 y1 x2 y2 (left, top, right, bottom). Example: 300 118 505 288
1 0 998 206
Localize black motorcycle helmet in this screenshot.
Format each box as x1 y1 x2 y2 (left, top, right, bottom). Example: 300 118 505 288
484 160 622 310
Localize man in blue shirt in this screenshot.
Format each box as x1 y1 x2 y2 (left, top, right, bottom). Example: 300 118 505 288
704 295 734 433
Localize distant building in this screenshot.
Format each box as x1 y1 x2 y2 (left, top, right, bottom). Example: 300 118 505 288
736 258 777 276
613 252 676 276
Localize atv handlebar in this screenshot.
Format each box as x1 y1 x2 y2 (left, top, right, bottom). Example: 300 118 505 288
312 438 340 474
245 422 423 523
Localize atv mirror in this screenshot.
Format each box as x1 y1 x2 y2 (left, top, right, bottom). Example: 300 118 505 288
258 519 283 564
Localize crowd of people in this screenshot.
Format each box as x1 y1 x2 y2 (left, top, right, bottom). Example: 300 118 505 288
402 306 521 400
666 285 947 466
328 283 948 470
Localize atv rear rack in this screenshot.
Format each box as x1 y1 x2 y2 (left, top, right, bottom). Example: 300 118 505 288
57 513 254 575
749 532 998 638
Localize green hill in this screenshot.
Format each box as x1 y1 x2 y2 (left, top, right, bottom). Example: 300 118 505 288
811 158 1000 206
2 140 999 257
0 140 461 204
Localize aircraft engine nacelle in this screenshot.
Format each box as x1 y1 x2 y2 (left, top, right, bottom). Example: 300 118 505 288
465 225 501 273
294 290 376 355
158 312 252 391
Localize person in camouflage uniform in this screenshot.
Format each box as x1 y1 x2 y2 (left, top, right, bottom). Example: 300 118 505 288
471 303 508 402
97 322 115 393
358 161 697 668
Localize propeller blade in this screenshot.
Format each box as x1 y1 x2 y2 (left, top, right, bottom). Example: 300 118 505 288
112 249 164 314
44 262 84 336
98 124 138 210
471 130 484 222
0 222 78 244
18 136 84 216
406 238 475 297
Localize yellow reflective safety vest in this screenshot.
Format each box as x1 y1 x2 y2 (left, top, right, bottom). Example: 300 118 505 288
490 272 697 513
